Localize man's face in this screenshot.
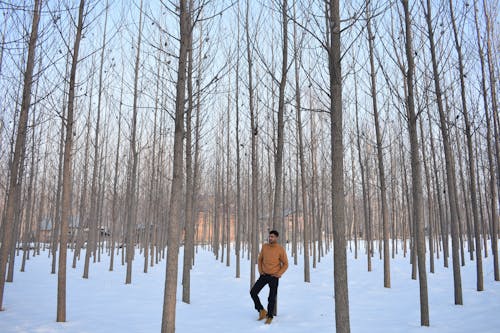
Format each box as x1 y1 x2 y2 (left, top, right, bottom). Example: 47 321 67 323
268 233 278 244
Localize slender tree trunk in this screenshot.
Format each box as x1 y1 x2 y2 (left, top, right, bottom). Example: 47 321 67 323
272 0 288 234
420 114 434 274
423 0 462 303
402 0 429 325
474 0 496 277
182 0 195 302
57 0 85 322
482 0 499 281
161 0 189 331
310 113 319 268
235 0 242 279
366 2 390 287
296 74 310 280
0 0 41 311
245 0 259 288
427 110 448 267
20 77 41 272
125 0 143 285
225 82 231 267
109 79 123 272
327 1 350 332
73 76 94 269
448 0 483 289
354 76 371 272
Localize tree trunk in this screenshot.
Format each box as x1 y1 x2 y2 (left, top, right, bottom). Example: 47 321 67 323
354 75 371 272
449 0 483 289
423 0 462 304
272 0 288 235
245 0 259 288
74 76 94 270
235 0 242 279
161 0 189 331
366 1 390 287
420 115 434 274
473 0 496 278
182 0 195 303
125 0 143 285
57 0 85 322
401 0 429 325
0 0 41 311
109 74 123 272
21 77 41 273
327 1 350 332
482 0 499 281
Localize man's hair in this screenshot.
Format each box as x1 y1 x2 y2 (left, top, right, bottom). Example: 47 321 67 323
269 230 279 237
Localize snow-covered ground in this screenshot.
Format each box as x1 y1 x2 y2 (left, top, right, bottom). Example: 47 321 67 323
1 242 499 332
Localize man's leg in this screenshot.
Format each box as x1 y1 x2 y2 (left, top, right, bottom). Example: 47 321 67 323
266 276 279 318
250 275 267 312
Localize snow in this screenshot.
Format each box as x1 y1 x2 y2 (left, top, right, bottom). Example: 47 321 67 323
1 243 499 332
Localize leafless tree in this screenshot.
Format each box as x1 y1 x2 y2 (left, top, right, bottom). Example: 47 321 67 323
57 0 86 322
327 0 350 331
161 0 189 331
0 0 41 311
401 0 429 325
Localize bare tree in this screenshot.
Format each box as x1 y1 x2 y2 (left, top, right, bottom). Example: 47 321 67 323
57 0 86 322
125 0 144 285
292 0 310 283
0 0 41 311
474 0 499 283
182 0 196 301
161 0 189 331
109 73 123 272
448 0 484 291
245 0 259 288
272 0 288 234
401 0 429 325
327 0 350 332
366 0 390 287
482 0 499 282
235 0 242 279
423 0 462 304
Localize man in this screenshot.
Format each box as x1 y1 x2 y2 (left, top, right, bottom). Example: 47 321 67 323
250 230 289 324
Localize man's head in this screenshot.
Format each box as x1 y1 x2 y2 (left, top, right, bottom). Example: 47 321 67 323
268 230 279 244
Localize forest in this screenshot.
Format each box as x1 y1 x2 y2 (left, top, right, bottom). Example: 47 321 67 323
0 1 498 333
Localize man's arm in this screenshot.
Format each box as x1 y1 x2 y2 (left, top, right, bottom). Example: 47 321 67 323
276 247 288 277
257 246 264 275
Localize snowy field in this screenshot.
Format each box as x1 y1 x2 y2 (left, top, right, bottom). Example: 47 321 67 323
1 242 499 333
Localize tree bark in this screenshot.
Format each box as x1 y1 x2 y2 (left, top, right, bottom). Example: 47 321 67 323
182 0 195 302
272 0 288 234
423 0 462 304
482 0 499 281
0 0 41 311
235 0 242 279
448 0 483 290
402 0 429 325
354 75 371 272
161 0 189 331
57 0 85 322
327 1 350 332
125 0 144 285
245 0 259 288
366 1 390 287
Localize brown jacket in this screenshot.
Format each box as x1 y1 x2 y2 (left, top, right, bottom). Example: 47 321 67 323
258 243 288 277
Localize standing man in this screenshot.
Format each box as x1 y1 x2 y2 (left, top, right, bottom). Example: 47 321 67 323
250 230 288 324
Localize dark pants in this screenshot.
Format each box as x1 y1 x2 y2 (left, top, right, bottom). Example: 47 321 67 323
250 274 279 318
